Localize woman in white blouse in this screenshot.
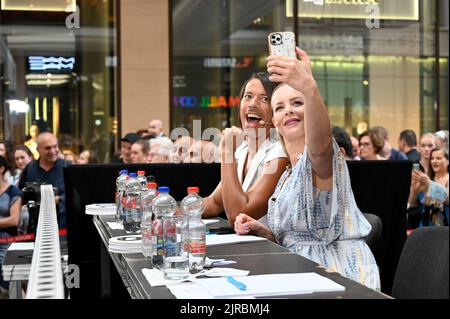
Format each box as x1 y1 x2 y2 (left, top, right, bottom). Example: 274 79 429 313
203 72 289 226
234 48 380 290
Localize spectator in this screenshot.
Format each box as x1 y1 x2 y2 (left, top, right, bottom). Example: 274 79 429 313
350 136 361 160
408 147 449 227
186 140 219 163
136 128 151 139
77 150 100 164
418 133 436 174
434 130 449 150
358 129 385 160
148 119 165 138
18 132 67 229
398 129 421 163
171 136 193 163
63 150 78 164
0 155 22 294
234 48 379 290
372 126 407 160
332 127 353 160
112 133 140 164
149 137 173 163
11 146 34 186
0 141 15 184
24 124 40 160
130 140 150 163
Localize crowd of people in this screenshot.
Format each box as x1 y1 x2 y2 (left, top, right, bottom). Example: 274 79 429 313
0 46 448 296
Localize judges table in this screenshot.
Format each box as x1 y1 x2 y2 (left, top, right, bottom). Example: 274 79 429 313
93 215 390 299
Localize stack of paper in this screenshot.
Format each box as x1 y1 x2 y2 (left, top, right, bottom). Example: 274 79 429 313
195 272 345 298
108 235 142 253
85 203 116 215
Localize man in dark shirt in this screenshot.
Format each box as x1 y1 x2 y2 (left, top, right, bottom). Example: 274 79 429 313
18 132 67 229
398 129 421 163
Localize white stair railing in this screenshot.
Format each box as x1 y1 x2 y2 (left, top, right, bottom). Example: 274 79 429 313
26 185 64 299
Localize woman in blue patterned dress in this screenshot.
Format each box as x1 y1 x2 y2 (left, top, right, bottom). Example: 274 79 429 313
234 48 380 290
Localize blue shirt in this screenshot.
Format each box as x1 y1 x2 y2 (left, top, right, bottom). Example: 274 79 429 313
18 159 67 228
389 148 408 160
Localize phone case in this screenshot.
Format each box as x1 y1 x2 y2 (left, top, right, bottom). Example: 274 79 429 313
268 31 297 58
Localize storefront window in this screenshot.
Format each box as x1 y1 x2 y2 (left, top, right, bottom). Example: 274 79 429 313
171 0 289 135
0 0 117 162
171 0 448 139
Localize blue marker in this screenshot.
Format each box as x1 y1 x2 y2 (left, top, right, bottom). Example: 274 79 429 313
226 276 247 291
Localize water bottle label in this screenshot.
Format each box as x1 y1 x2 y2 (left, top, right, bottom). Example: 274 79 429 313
190 240 206 254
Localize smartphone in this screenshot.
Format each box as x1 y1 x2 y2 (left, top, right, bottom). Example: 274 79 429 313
268 31 297 58
413 163 420 171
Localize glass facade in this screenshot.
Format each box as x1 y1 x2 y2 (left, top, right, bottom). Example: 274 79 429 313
171 0 448 140
0 0 118 162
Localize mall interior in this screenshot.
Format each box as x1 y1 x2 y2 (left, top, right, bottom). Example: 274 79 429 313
0 0 448 302
0 0 448 161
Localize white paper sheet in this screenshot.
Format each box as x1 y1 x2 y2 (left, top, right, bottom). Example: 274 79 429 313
202 219 220 225
206 234 266 246
7 242 35 251
107 222 124 230
85 203 116 215
166 282 214 299
196 273 345 298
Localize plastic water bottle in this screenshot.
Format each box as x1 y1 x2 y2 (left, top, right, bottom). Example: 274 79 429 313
137 171 147 191
181 187 206 271
123 173 141 233
115 170 128 222
151 186 177 268
141 182 157 259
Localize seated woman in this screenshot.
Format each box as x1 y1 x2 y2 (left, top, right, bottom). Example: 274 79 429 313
234 48 380 290
0 155 23 291
202 72 289 226
408 147 449 227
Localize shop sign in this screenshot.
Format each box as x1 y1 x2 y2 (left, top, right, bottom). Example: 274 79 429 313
28 56 75 72
173 96 240 108
203 57 253 68
287 0 419 20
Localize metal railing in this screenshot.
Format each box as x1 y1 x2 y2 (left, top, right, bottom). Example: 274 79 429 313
26 185 64 299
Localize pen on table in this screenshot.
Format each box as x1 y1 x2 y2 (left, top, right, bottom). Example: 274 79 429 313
226 276 247 291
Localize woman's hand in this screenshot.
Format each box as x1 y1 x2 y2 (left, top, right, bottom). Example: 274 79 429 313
234 213 275 241
411 170 431 193
266 47 315 92
220 126 244 159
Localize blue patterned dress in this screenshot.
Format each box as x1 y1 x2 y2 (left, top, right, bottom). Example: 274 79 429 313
268 140 380 290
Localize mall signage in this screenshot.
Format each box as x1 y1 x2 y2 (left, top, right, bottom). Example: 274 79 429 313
173 96 240 108
28 56 75 72
287 0 419 20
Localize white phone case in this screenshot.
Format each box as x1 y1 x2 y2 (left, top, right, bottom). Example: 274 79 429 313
268 31 296 58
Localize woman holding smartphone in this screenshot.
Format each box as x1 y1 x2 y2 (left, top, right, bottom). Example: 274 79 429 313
234 48 380 290
202 72 289 226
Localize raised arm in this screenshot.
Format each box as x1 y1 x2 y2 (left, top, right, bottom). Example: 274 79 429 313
267 48 333 180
